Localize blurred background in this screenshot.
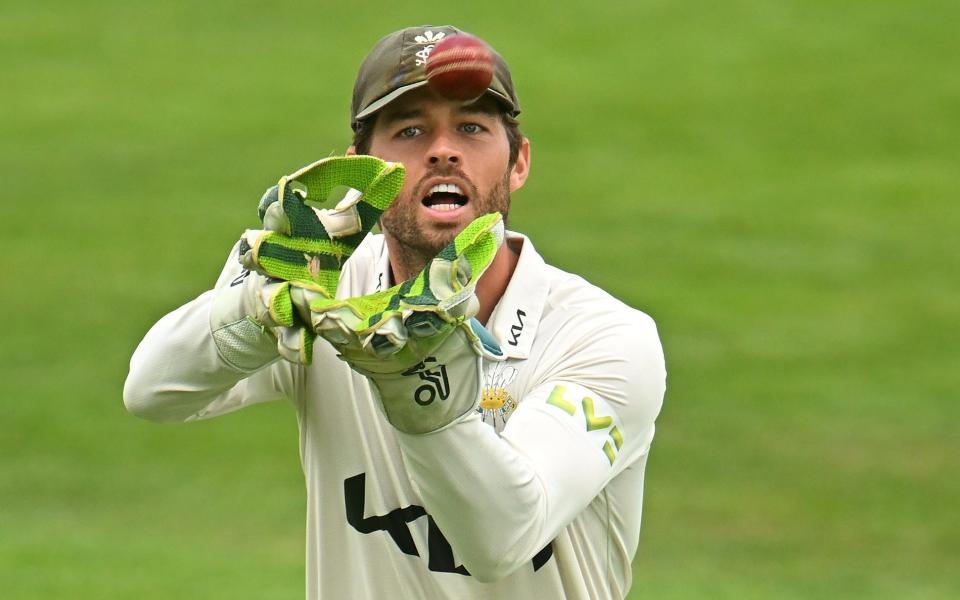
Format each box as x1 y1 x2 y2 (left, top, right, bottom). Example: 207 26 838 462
2 0 957 598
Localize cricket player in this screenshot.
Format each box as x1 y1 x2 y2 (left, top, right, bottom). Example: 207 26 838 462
124 25 666 600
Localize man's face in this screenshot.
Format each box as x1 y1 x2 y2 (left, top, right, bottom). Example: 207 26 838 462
361 88 529 260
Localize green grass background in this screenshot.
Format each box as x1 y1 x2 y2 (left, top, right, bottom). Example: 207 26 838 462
2 0 957 598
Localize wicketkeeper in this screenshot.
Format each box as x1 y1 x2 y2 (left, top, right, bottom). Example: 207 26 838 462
124 24 666 600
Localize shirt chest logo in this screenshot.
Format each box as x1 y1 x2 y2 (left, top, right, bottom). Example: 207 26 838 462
478 362 519 431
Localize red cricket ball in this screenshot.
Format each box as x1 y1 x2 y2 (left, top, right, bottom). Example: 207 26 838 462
425 34 495 102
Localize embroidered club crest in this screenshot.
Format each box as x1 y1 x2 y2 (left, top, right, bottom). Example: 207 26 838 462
413 30 447 66
478 362 518 431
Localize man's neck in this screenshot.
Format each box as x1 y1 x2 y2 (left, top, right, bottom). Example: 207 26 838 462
473 242 521 325
386 239 520 326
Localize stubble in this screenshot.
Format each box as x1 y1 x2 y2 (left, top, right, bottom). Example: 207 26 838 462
381 167 511 282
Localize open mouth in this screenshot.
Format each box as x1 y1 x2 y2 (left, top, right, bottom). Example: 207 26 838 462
421 183 469 212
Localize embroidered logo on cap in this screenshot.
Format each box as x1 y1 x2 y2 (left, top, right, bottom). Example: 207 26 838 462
413 30 447 66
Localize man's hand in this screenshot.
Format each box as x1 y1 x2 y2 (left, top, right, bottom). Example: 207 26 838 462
211 156 404 367
309 213 506 433
239 155 404 293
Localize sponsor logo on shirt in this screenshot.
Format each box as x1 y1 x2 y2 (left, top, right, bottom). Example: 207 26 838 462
507 308 526 346
343 472 554 576
545 384 625 465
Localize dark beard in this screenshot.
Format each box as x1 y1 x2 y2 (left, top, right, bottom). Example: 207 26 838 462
381 168 511 282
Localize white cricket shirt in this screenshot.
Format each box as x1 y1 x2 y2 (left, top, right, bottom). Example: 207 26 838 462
124 231 666 599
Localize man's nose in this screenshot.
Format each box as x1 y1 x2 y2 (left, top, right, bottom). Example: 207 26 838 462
426 132 462 167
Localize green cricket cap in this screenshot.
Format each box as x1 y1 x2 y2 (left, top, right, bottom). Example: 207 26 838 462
351 25 521 130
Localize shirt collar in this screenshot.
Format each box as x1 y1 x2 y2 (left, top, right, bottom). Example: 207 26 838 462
486 231 549 359
372 240 392 293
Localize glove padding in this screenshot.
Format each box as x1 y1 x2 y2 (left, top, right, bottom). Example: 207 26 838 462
310 213 506 434
234 155 404 364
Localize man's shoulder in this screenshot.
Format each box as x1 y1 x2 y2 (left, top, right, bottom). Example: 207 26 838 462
539 258 656 330
518 240 666 421
498 231 659 353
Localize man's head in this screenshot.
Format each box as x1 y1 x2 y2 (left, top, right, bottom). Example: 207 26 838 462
348 26 531 270
350 26 520 133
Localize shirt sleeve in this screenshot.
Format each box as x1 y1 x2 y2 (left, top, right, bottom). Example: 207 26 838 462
394 309 666 582
122 246 297 423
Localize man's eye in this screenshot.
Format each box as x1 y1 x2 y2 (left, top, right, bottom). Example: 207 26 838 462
461 123 485 134
398 126 422 138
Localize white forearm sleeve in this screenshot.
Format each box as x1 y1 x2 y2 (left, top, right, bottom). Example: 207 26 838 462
394 310 666 583
123 291 293 423
123 244 296 423
396 380 654 582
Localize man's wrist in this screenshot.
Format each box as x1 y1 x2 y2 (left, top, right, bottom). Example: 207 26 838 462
209 276 282 372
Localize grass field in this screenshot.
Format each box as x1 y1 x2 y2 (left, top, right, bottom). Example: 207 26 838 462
2 1 957 598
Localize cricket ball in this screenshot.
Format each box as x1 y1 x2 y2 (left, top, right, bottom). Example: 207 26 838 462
425 34 495 101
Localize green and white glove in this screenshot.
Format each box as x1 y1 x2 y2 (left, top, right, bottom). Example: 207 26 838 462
211 155 404 367
309 213 506 434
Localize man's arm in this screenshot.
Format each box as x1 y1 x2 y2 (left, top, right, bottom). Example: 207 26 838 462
394 312 665 582
123 155 404 422
123 245 296 423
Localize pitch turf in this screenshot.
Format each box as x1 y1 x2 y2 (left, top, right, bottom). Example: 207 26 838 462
2 1 957 598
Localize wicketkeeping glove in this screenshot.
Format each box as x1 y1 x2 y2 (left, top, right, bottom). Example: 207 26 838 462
309 212 506 434
211 155 404 367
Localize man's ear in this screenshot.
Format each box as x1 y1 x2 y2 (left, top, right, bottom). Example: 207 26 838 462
346 146 357 156
509 137 531 193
